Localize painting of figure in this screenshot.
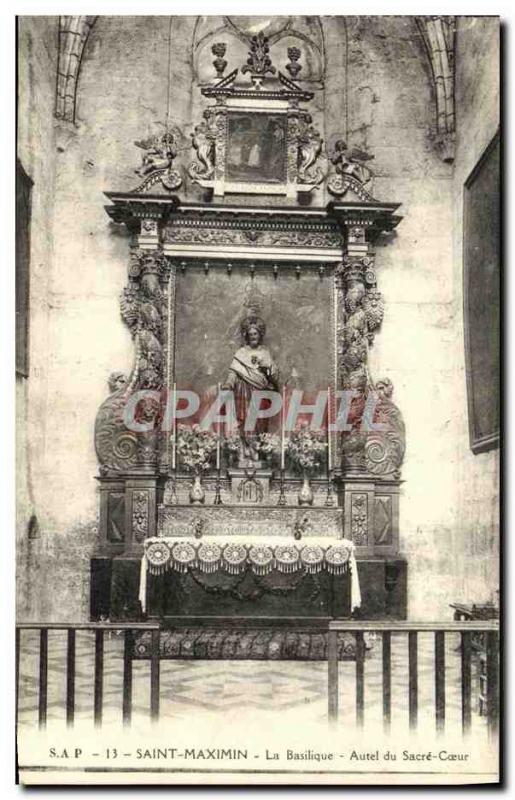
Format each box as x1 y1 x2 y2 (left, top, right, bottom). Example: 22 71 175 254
226 113 286 183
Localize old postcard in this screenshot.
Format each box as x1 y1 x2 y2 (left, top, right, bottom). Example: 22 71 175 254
15 13 500 786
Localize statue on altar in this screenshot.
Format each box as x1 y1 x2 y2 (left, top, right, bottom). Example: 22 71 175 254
223 315 279 464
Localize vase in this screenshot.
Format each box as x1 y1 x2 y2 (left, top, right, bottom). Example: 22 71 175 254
189 472 205 505
298 472 314 506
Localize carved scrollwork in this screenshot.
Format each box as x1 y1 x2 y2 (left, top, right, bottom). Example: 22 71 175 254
133 131 182 192
297 116 324 185
164 224 341 249
188 112 217 180
363 379 406 478
95 375 139 475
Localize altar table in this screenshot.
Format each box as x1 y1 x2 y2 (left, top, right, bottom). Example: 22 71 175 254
139 536 361 618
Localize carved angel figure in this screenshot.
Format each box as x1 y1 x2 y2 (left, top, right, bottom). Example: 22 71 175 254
327 139 375 198
135 132 176 176
331 140 374 183
134 131 182 191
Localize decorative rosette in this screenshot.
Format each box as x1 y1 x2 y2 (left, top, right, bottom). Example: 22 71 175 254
221 543 248 575
197 542 222 574
274 544 301 574
170 541 197 573
299 544 324 573
248 544 274 575
325 544 352 575
145 540 171 574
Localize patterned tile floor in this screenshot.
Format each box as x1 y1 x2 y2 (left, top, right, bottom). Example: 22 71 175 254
17 630 488 736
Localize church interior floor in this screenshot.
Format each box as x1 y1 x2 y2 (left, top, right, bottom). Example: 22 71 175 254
17 630 488 736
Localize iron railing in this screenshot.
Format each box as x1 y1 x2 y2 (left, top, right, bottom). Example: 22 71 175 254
327 620 500 737
16 618 500 736
16 622 160 728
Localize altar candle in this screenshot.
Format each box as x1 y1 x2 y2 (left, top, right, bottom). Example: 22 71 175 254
216 383 221 470
171 382 176 471
281 385 286 470
327 386 332 473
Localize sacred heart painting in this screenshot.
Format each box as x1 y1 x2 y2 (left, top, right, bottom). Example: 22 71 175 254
226 112 287 183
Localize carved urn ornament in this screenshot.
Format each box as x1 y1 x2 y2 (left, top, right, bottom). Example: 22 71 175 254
285 47 302 79
211 42 227 78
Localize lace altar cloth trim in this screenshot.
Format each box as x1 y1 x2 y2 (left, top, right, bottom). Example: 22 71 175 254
139 536 361 612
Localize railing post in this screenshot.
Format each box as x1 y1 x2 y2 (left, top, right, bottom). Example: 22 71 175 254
38 629 48 729
123 630 133 727
461 631 472 735
355 631 365 728
382 632 391 733
150 628 160 721
486 631 499 740
408 631 418 730
15 627 20 728
328 629 339 723
435 631 445 734
94 629 104 728
66 629 76 728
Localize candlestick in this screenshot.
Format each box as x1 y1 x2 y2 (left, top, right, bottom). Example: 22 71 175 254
324 470 335 507
327 385 332 474
277 468 287 506
280 385 286 471
213 468 223 505
171 382 177 471
216 383 221 470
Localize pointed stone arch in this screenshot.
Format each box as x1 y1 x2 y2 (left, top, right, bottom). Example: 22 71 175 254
55 15 98 124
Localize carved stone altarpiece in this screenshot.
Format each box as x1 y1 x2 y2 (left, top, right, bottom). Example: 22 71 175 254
92 41 407 623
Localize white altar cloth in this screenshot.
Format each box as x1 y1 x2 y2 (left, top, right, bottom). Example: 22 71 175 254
139 536 361 614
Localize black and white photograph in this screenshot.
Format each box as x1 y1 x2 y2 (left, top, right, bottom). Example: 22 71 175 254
12 11 501 787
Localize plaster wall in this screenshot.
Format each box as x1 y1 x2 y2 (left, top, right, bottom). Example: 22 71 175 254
449 17 500 607
16 16 58 619
16 15 499 621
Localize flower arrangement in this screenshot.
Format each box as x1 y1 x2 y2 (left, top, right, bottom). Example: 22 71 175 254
256 432 281 456
176 424 218 472
224 431 281 463
286 423 327 473
224 431 241 457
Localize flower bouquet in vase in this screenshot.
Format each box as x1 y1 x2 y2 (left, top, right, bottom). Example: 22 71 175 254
255 432 281 467
177 424 218 504
286 423 327 505
224 431 281 468
224 431 242 467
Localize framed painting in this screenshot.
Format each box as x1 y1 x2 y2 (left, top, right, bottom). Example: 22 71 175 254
226 112 287 184
463 129 500 454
